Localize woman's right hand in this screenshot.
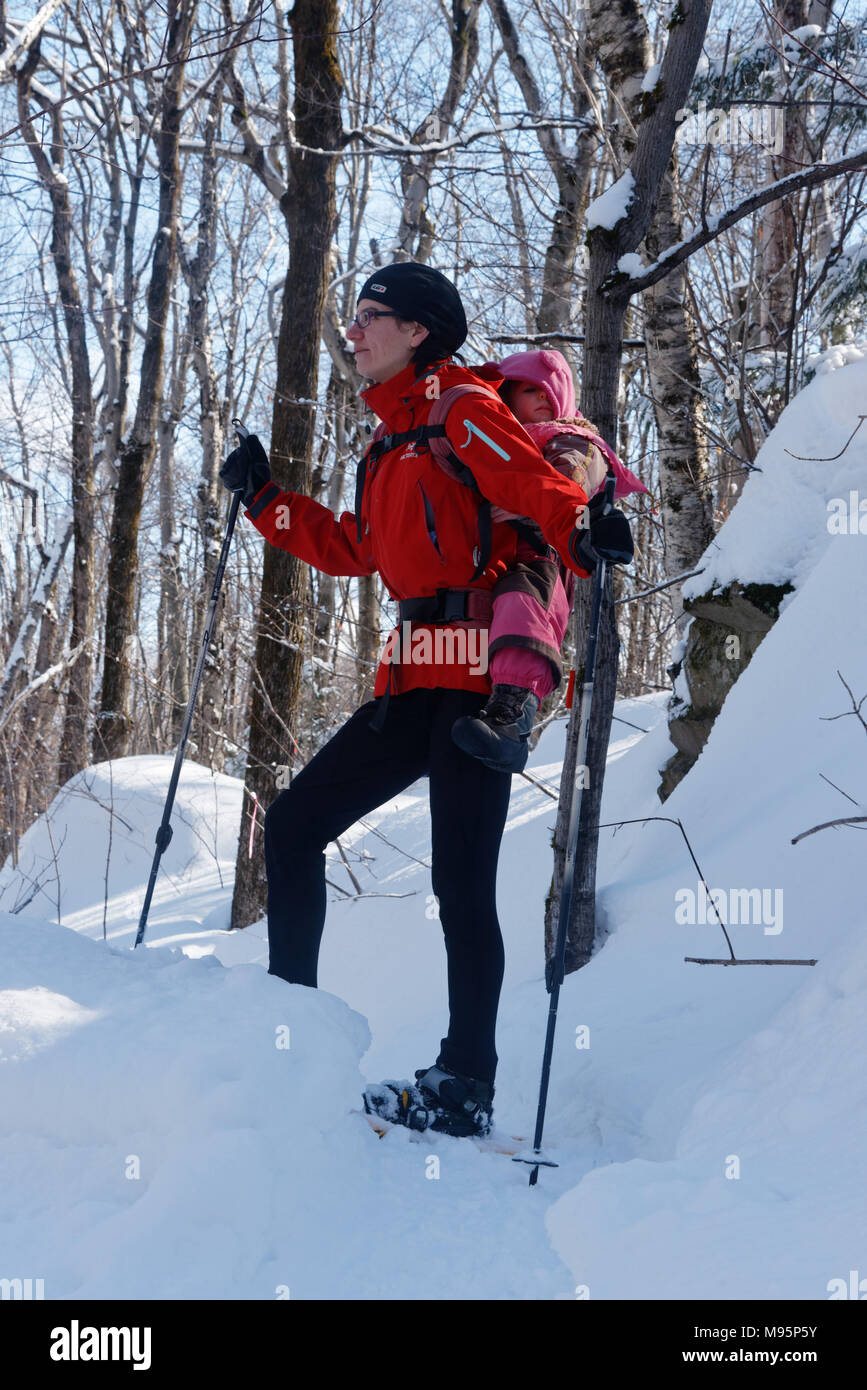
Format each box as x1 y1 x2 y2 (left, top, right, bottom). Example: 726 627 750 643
219 434 272 507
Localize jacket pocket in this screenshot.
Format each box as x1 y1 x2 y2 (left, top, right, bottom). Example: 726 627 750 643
417 480 446 562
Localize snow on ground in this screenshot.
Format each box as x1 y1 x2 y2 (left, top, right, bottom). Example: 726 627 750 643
1 360 865 1299
546 526 867 1299
0 913 567 1300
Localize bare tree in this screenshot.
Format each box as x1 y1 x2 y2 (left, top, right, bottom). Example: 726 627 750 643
16 34 95 784
96 0 199 760
224 0 345 927
398 0 481 261
180 86 231 765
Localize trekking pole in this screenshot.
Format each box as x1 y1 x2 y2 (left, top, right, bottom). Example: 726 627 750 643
134 419 250 949
513 468 618 1185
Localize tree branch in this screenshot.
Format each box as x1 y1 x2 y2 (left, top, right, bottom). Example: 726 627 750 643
605 147 867 299
0 640 90 736
0 0 65 80
791 815 867 844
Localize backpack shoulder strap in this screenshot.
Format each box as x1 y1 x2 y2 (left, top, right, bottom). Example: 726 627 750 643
426 384 532 524
426 382 539 577
353 387 492 546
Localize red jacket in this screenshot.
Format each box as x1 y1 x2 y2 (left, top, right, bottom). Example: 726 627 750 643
245 359 591 698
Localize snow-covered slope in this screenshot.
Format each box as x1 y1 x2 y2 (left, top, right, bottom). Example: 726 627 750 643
683 349 867 597
1 360 865 1300
0 756 242 945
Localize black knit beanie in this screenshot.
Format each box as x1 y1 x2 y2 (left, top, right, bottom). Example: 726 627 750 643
357 262 468 363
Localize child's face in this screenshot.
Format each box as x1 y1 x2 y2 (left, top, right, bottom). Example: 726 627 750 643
509 380 555 424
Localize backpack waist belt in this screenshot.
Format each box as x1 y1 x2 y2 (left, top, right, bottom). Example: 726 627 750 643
397 588 493 625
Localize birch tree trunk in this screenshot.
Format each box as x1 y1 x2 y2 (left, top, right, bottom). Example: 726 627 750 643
544 0 713 972
0 524 74 729
593 0 714 595
157 313 191 747
95 0 197 760
356 573 380 706
310 372 350 732
0 521 73 861
90 89 145 480
644 166 715 596
183 87 229 767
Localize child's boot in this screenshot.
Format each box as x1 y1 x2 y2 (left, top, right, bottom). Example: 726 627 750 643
451 683 540 773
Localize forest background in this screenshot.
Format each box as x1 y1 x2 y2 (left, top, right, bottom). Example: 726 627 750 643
1 0 864 933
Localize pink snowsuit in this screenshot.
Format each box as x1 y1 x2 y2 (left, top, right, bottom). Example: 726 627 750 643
488 351 648 699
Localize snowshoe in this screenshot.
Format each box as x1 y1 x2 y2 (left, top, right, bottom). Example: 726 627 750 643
362 1080 434 1133
363 1065 494 1139
450 684 540 773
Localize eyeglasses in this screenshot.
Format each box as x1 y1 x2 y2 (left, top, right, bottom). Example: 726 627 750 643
349 309 401 331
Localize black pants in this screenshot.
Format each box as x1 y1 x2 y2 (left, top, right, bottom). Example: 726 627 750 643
263 687 512 1084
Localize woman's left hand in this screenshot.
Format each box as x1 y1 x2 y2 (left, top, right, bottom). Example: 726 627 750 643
569 493 634 572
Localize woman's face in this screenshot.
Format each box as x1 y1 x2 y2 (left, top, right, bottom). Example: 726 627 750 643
348 298 429 383
509 380 555 424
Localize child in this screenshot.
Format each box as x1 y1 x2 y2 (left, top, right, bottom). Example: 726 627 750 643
451 349 647 773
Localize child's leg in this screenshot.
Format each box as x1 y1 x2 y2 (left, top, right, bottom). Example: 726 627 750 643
487 558 571 696
451 674 541 773
452 560 569 772
489 645 555 700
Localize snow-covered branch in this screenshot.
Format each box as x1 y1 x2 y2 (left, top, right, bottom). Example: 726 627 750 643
0 641 91 737
605 146 867 299
491 332 646 348
0 521 73 722
0 0 66 81
179 114 597 164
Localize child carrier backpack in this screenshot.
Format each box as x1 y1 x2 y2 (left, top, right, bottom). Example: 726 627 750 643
354 382 590 580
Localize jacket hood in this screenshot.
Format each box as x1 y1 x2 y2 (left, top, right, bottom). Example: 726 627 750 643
495 349 576 419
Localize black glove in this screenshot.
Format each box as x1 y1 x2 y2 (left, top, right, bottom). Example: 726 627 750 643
569 491 634 573
219 434 271 507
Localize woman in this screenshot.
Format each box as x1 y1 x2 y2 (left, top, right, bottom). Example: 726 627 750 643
220 262 631 1138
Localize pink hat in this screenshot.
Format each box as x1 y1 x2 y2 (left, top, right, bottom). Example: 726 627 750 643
494 349 649 500
495 349 576 419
